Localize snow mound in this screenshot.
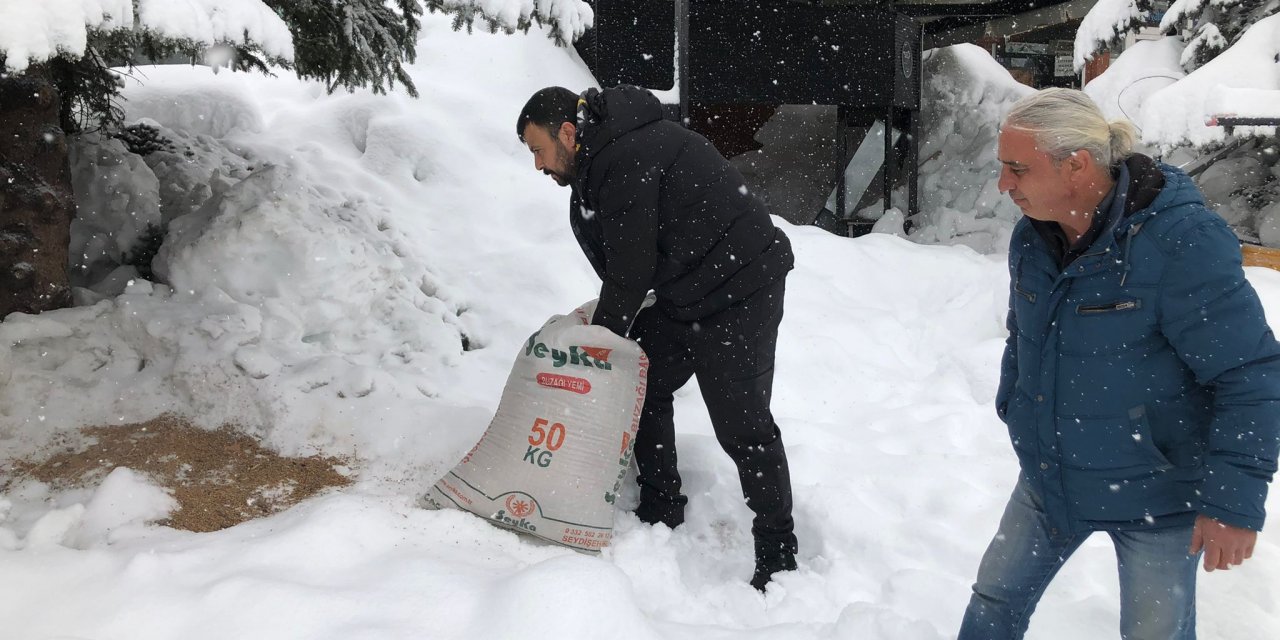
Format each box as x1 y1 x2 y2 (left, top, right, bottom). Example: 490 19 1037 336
1083 37 1185 128
71 467 177 547
896 44 1032 253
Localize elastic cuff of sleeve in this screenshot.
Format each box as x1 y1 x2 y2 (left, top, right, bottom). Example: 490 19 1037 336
1198 502 1265 532
590 308 631 337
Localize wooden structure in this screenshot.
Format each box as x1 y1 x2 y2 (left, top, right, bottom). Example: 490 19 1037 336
575 0 1084 235
1242 244 1280 272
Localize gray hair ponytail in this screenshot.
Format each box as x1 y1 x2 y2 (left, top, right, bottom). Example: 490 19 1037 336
1004 88 1136 168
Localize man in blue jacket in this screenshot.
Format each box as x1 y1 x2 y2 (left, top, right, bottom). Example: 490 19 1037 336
959 88 1280 639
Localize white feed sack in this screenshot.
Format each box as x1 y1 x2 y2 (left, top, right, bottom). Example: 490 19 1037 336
425 301 649 552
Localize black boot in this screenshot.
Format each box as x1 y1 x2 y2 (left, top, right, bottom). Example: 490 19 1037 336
633 489 686 529
750 537 798 591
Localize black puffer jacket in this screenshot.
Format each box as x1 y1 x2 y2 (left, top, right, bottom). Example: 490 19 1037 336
570 85 794 335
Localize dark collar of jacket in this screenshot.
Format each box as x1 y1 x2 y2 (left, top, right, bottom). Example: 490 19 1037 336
570 85 665 197
1029 154 1166 270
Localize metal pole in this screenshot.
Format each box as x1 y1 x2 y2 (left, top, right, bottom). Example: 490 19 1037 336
837 106 848 235
907 109 919 232
883 107 896 215
674 0 690 125
907 20 923 233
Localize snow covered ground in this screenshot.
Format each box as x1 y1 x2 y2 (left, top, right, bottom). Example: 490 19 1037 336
1 14 1279 639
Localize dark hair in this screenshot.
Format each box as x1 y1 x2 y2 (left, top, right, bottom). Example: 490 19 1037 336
517 86 579 141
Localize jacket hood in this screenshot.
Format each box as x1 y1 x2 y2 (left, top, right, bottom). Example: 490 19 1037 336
1090 156 1207 284
576 85 665 160
1105 158 1205 275
1129 160 1203 226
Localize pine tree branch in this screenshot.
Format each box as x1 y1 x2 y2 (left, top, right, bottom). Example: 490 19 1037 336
423 0 593 47
263 0 423 97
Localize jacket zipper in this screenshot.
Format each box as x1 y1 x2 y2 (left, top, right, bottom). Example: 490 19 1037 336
1078 299 1140 314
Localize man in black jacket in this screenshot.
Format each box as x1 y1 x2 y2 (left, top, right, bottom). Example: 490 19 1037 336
517 85 798 590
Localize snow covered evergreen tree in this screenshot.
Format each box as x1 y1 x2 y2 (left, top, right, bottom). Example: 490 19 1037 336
1074 0 1155 71
267 0 423 98
0 0 424 132
0 0 592 318
1077 0 1279 73
1161 0 1279 70
424 0 593 47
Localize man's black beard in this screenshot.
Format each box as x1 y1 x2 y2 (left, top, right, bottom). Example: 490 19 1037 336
545 170 570 186
549 144 576 186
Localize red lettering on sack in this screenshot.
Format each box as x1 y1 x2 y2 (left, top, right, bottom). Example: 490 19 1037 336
561 530 611 549
580 346 613 362
536 372 592 394
629 354 649 438
441 479 473 506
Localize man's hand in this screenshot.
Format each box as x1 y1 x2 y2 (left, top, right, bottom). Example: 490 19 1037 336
1189 514 1257 571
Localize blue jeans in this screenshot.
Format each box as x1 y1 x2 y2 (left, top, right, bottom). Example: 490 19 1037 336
958 481 1199 640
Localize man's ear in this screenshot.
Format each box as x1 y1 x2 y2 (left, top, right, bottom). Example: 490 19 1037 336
558 122 577 146
1064 149 1093 183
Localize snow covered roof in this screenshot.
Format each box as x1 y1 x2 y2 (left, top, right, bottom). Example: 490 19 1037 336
1208 88 1280 120
1082 37 1185 125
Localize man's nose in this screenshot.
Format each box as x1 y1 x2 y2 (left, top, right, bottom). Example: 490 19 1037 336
997 167 1014 193
534 156 545 172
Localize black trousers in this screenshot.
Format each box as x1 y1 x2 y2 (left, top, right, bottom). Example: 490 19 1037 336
629 279 796 548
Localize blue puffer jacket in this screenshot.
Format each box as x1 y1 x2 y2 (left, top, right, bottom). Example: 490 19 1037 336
996 156 1280 534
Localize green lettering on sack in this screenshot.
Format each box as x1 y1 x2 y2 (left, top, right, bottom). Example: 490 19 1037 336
523 338 613 370
523 445 553 468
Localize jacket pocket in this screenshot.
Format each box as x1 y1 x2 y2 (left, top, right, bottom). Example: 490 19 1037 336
1014 281 1036 303
1126 405 1174 470
1056 405 1174 471
1059 290 1155 356
1003 391 1036 455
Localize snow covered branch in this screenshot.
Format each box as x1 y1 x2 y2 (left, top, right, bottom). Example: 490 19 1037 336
1074 0 1149 71
0 0 295 74
424 0 594 46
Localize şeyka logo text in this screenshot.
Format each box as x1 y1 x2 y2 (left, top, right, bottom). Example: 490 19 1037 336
491 509 537 532
523 333 613 370
492 494 538 531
